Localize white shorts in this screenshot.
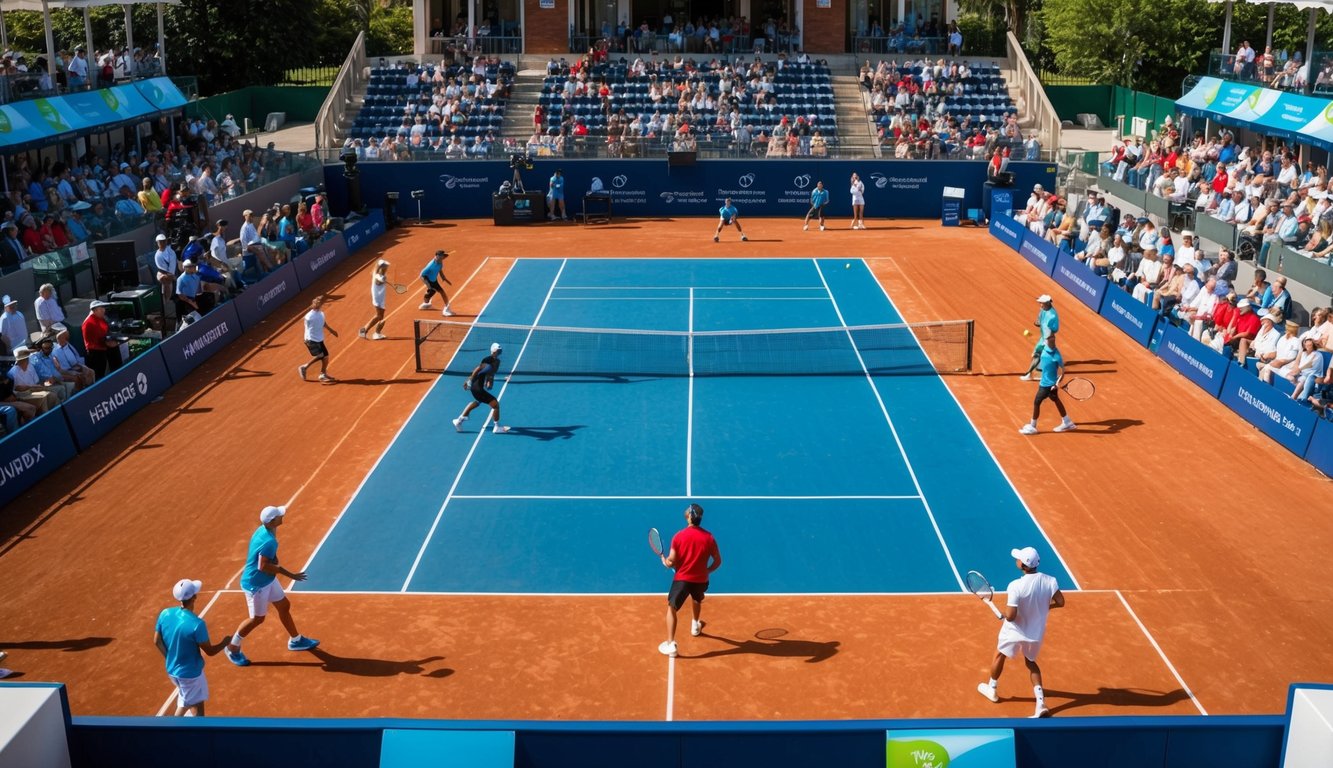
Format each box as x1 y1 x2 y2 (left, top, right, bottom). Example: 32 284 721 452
169 673 209 707
997 638 1043 662
243 580 286 618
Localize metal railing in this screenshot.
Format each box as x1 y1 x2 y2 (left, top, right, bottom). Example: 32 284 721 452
850 36 947 56
1207 52 1333 95
314 31 367 151
1006 31 1061 156
280 66 341 87
0 60 169 106
429 34 523 56
568 32 804 56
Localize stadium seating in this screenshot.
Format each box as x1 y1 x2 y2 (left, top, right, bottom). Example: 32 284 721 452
347 62 516 155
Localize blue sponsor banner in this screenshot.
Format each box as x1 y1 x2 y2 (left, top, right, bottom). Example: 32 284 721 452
234 261 299 331
62 347 171 452
1051 252 1107 313
342 209 385 255
988 214 1024 251
1100 287 1160 348
325 160 1057 221
158 302 243 384
989 187 1014 218
1155 323 1229 398
1219 364 1317 457
0 408 78 508
1018 229 1058 276
887 729 1015 768
1306 418 1333 478
294 234 350 291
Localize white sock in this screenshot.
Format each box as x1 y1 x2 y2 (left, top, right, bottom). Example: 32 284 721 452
1063 416 1073 424
1028 420 1037 427
290 634 301 642
1034 685 1045 709
987 678 998 689
231 634 244 648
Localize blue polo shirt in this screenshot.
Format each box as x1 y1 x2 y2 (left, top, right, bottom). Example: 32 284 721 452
155 607 209 678
421 258 443 282
239 525 279 592
549 174 564 200
719 204 737 222
1038 307 1059 339
1038 345 1064 387
810 187 829 207
176 270 201 298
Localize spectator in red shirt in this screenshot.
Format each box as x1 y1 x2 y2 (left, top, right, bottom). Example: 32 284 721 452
657 503 722 658
81 300 121 377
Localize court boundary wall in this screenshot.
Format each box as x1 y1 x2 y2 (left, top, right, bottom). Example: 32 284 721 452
0 212 387 508
986 214 1333 478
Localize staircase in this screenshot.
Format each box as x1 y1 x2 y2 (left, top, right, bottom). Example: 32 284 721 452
830 74 878 157
500 77 543 144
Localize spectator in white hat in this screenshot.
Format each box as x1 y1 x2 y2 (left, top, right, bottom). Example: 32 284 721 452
154 579 227 717
0 295 28 352
224 505 320 667
51 327 94 389
977 545 1064 718
1019 295 1059 381
6 347 58 414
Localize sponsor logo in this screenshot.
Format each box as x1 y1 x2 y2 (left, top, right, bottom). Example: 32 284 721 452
0 108 11 133
1236 386 1304 437
1164 340 1213 379
348 233 360 247
1110 298 1144 329
308 248 337 273
35 99 68 131
182 321 231 360
792 174 811 190
869 172 889 189
101 89 121 111
257 280 288 309
738 173 756 189
438 174 488 190
0 444 46 487
89 373 151 425
659 191 707 204
136 372 148 395
612 175 629 189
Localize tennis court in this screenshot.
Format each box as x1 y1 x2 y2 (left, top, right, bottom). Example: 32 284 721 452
302 257 1075 597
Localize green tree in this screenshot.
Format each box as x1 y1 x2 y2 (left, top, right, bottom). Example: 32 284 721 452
367 4 414 57
956 0 1040 42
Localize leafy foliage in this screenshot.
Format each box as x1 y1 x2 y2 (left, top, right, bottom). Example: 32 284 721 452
955 13 1008 57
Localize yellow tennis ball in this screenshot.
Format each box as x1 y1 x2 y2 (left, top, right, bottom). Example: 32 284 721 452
1024 329 1032 337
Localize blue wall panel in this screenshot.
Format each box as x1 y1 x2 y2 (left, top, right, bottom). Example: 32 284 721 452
157 302 243 384
0 408 79 508
1218 364 1318 456
61 348 171 451
1099 289 1160 348
1306 418 1333 477
1051 252 1107 313
1155 324 1230 399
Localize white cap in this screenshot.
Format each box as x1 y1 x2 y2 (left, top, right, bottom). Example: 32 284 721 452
181 259 194 268
1237 298 1252 308
1182 230 1194 238
155 233 167 241
2 294 14 306
490 342 502 354
89 299 112 309
1036 294 1052 303
173 579 202 601
377 259 389 267
1011 546 1040 568
14 346 30 360
260 505 286 524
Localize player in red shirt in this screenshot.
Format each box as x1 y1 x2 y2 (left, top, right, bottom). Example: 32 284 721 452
658 503 722 657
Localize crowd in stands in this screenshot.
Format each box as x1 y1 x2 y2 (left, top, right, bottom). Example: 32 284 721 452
580 15 798 55
0 44 163 103
343 56 515 160
1220 40 1333 93
854 17 962 56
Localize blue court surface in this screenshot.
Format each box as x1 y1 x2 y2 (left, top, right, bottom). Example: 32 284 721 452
300 258 1076 595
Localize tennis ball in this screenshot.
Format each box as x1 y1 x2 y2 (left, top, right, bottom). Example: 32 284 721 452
1024 329 1032 337
844 262 851 269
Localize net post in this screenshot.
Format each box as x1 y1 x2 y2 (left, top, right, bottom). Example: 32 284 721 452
965 320 974 372
413 319 424 373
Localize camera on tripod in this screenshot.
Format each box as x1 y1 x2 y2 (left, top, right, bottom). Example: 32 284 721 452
509 153 534 171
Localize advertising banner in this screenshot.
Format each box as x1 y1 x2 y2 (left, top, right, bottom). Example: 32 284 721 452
293 234 350 291
886 729 1015 768
62 347 171 451
1305 418 1333 478
157 302 243 384
1099 288 1159 348
0 409 78 509
1051 252 1107 313
342 209 385 255
234 261 299 331
1017 229 1058 276
988 214 1024 252
1219 364 1317 457
1155 323 1230 398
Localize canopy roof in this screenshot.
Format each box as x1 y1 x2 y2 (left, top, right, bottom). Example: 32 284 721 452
0 76 185 153
1177 76 1333 151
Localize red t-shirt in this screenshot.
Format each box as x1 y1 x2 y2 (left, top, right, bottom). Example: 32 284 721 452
671 526 719 583
82 312 109 351
1231 310 1261 340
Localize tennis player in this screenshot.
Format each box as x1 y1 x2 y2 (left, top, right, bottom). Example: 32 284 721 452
419 250 455 316
1020 295 1060 380
453 342 510 434
977 546 1064 718
850 172 866 229
225 505 319 667
154 578 227 716
1020 332 1075 434
658 503 722 658
547 168 568 221
358 260 390 340
803 180 830 231
713 197 748 242
298 295 338 383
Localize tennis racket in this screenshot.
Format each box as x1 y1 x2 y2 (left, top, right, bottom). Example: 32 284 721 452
966 570 1004 619
1059 376 1095 400
391 282 408 294
648 527 665 558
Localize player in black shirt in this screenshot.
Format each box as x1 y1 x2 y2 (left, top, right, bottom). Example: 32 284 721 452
452 342 510 434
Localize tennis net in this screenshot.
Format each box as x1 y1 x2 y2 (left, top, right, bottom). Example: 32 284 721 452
414 319 974 376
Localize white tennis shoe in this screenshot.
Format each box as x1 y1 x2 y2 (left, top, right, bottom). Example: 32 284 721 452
740 235 748 241
357 328 367 338
492 424 510 434
803 224 809 231
1019 373 1033 381
442 306 456 317
452 417 466 432
418 302 432 310
1030 708 1052 718
820 224 826 231
1019 424 1038 435
691 620 704 636
658 641 678 657
1053 420 1077 433
372 332 387 340
977 683 999 703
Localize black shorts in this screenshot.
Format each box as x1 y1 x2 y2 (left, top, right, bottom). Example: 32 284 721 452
1034 384 1061 407
668 579 708 609
470 386 497 405
305 340 329 358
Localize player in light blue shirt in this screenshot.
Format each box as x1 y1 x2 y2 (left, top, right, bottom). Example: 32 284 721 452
713 197 748 242
1020 333 1076 434
419 249 454 316
547 169 567 221
154 578 226 716
224 505 319 667
803 181 830 231
1021 295 1060 380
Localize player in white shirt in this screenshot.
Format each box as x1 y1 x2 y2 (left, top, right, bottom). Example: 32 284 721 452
297 295 339 383
358 260 391 340
977 546 1064 718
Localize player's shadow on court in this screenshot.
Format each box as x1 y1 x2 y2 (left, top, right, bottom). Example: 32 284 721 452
249 649 452 678
1072 418 1144 434
508 425 585 441
0 637 113 652
688 633 840 663
1013 687 1192 715
226 367 274 380
327 376 432 386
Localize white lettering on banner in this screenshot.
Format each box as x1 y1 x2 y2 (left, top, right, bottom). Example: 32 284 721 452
1238 386 1303 437
258 281 289 309
1021 241 1050 263
347 233 359 247
792 175 812 189
0 444 46 487
308 249 337 273
1164 340 1214 379
659 191 707 205
1057 264 1096 297
996 219 1020 239
182 321 231 360
438 175 488 190
1110 299 1144 329
89 374 148 425
886 176 928 190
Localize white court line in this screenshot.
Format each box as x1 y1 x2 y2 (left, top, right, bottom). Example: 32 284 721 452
546 297 828 301
867 262 1082 589
401 259 570 591
813 259 966 591
686 287 694 497
449 494 922 500
551 285 827 290
215 588 1106 597
1115 590 1208 715
665 654 676 721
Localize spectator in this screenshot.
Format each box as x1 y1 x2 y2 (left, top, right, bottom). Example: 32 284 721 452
81 300 121 377
1259 319 1303 383
0 366 37 429
33 283 65 334
1 295 28 351
50 327 94 390
7 347 59 413
29 337 74 402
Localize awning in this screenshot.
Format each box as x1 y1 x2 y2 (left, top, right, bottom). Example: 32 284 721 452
0 76 187 152
1176 75 1333 151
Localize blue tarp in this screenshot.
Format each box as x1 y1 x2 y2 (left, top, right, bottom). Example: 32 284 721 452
0 77 187 153
1176 76 1333 152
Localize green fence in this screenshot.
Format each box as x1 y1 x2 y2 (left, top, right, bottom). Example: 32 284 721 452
186 86 329 130
1044 84 1179 133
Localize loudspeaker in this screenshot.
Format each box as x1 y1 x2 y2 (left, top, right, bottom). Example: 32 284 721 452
94 240 139 292
668 151 697 167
